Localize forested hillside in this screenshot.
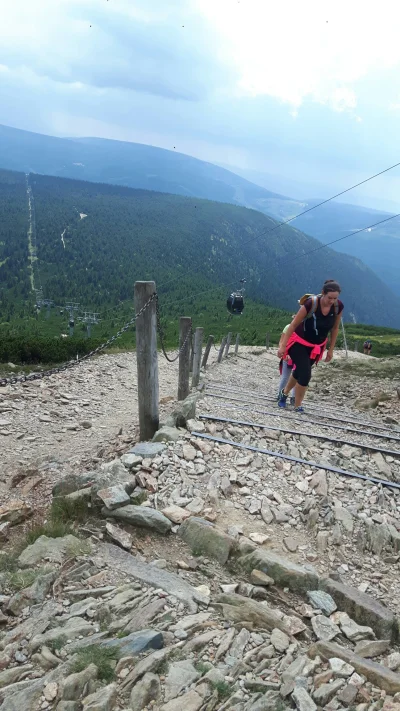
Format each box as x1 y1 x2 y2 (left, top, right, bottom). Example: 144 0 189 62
1 169 400 330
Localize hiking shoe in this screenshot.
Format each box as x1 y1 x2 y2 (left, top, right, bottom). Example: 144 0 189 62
278 389 288 408
290 397 295 406
294 406 305 413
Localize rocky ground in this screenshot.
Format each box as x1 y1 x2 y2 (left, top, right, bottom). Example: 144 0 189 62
1 345 400 711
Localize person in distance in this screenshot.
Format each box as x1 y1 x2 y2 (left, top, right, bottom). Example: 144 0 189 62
277 280 344 413
277 315 296 405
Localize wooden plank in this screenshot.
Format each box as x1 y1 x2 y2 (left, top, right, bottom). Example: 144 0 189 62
192 327 204 387
217 337 227 363
134 281 159 440
178 316 192 401
224 332 232 358
201 335 214 370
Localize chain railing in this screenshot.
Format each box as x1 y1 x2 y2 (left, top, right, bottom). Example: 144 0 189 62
155 296 192 363
0 292 157 387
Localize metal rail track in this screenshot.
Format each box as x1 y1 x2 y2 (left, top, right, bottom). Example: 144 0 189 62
205 394 400 445
199 413 400 458
206 385 394 432
191 432 400 491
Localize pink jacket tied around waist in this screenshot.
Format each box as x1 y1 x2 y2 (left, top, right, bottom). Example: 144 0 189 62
284 332 328 363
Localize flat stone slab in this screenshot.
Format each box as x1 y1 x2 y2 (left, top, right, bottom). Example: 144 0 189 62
92 543 209 612
319 578 396 641
97 485 130 510
239 549 319 594
178 517 235 565
18 535 83 568
307 590 337 615
102 505 172 534
101 629 164 656
129 442 166 458
310 640 400 693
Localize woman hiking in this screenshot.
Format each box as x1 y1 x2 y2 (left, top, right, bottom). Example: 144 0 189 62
277 316 296 405
277 280 343 412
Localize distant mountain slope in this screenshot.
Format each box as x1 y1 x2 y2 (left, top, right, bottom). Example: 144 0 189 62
1 123 399 298
0 123 286 206
1 168 400 329
252 195 400 297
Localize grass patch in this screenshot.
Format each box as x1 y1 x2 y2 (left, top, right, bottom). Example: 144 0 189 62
70 645 119 682
195 661 211 676
116 630 130 639
50 496 91 524
211 680 232 700
48 635 68 652
5 569 39 591
0 552 21 573
25 520 73 544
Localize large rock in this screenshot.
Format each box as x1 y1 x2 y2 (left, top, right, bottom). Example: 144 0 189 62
61 664 98 701
166 394 200 428
82 683 117 710
6 570 57 615
152 427 181 443
129 673 161 710
97 485 130 510
313 679 345 705
161 689 203 711
311 615 340 642
354 639 391 658
92 543 209 611
215 592 299 634
18 535 83 568
29 617 96 652
164 660 200 701
292 685 317 711
162 505 191 524
310 641 400 693
238 549 319 593
101 629 163 656
129 442 166 458
52 472 97 497
319 578 397 641
101 505 172 534
307 590 337 615
0 500 33 526
178 517 235 565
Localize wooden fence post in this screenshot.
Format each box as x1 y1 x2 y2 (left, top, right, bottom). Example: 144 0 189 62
218 337 227 363
224 332 232 358
354 341 359 352
235 333 240 356
134 281 159 441
266 332 270 349
201 335 214 370
192 327 204 387
189 334 194 374
178 317 192 401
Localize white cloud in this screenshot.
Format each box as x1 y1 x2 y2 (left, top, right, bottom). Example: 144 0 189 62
197 0 400 108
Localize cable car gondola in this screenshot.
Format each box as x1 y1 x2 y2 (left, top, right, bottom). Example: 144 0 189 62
227 279 246 315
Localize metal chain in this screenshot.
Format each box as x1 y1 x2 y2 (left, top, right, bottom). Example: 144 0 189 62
156 296 192 363
0 292 157 387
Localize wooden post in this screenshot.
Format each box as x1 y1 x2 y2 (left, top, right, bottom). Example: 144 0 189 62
217 337 227 363
355 341 359 352
224 332 232 358
201 335 214 370
192 327 204 388
340 318 348 359
266 332 270 349
235 333 240 356
189 334 194 374
178 317 192 401
134 281 159 441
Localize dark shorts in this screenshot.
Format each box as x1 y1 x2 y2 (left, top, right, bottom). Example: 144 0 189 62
288 342 316 387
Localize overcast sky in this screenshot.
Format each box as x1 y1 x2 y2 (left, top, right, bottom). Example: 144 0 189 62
1 0 400 209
